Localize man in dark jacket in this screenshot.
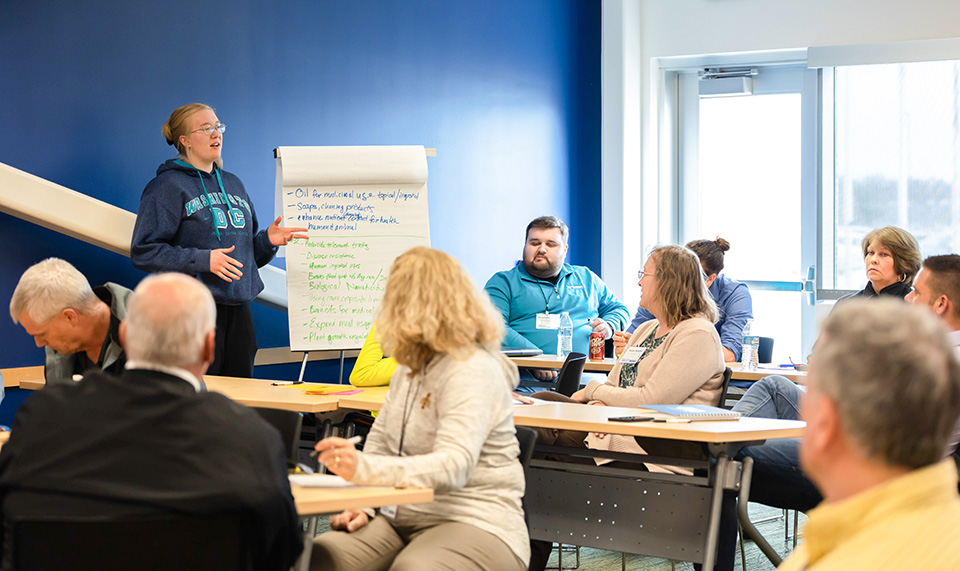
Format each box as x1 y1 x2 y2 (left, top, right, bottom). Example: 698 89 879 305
0 272 302 570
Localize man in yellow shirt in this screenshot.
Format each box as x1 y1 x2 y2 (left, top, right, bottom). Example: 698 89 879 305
779 298 960 570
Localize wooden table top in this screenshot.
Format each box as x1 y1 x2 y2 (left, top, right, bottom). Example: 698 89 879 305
512 402 804 443
204 377 392 413
510 354 616 372
1 366 44 388
291 480 433 516
725 364 806 384
509 355 807 383
338 390 390 412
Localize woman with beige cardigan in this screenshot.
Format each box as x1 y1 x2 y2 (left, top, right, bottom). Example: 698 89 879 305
531 243 725 450
528 244 726 571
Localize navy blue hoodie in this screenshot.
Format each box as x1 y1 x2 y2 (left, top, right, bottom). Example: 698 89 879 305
131 159 278 304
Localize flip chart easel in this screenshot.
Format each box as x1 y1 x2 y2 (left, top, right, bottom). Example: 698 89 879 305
275 146 433 384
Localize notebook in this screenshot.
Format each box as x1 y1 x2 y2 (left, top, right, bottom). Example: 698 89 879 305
642 404 741 421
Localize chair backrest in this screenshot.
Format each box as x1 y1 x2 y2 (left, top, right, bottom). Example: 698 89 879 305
717 366 733 409
11 514 251 571
554 352 587 397
253 407 303 469
515 426 538 530
516 426 538 471
758 336 775 364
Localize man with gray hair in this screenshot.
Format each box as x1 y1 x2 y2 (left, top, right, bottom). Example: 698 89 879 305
0 273 302 570
9 258 131 384
778 298 960 570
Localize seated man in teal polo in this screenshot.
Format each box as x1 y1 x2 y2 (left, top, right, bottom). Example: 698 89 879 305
484 216 628 379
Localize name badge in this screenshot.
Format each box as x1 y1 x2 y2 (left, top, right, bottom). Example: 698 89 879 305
380 504 397 519
618 345 646 365
536 313 561 330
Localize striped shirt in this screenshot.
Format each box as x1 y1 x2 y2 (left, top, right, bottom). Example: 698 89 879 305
778 460 960 570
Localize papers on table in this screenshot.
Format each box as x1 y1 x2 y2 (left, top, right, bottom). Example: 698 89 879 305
289 474 356 488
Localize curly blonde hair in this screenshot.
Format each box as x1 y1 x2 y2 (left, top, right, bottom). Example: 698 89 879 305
376 247 504 375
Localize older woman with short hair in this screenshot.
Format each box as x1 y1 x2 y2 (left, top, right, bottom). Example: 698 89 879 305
840 225 922 301
309 247 528 571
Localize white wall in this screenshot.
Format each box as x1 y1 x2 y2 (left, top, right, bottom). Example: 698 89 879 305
602 0 960 309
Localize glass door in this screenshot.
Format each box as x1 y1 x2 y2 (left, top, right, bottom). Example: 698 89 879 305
676 65 820 363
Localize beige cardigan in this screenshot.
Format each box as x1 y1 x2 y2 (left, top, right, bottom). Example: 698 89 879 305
582 316 725 458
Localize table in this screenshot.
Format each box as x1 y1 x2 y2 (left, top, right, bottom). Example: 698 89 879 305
511 354 616 373
508 355 807 384
17 373 391 414
512 401 804 570
203 377 388 413
725 364 806 384
290 479 432 571
0 366 44 388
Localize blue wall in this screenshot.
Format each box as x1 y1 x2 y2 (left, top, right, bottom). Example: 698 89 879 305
0 0 602 378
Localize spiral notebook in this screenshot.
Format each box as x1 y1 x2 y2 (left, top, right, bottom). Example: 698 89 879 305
642 404 741 421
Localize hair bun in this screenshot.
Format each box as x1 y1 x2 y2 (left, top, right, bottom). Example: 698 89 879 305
714 237 730 252
161 124 176 146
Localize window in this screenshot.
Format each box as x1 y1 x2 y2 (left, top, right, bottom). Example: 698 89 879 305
672 64 818 363
823 60 960 290
662 49 960 362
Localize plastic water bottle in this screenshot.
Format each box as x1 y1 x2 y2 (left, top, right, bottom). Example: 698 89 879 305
741 319 759 371
557 311 574 358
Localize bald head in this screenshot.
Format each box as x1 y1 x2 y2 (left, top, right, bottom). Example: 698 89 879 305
123 273 216 368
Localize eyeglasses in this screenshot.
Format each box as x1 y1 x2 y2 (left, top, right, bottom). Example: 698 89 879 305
637 270 656 280
190 122 226 136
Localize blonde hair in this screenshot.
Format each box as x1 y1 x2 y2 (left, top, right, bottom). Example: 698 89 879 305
649 245 718 328
376 247 504 375
860 226 922 286
161 103 223 168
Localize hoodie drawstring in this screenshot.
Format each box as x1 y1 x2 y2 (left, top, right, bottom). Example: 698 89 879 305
175 159 221 240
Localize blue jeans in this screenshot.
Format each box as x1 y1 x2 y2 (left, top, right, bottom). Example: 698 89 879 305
732 374 803 420
731 376 822 512
712 376 823 570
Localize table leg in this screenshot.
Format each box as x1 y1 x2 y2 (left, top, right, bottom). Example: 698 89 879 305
296 515 318 571
701 452 731 571
737 456 783 567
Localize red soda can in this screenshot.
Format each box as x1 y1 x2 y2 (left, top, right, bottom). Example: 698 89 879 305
589 331 604 361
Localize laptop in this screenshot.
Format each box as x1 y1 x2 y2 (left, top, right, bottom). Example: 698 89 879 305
501 347 544 357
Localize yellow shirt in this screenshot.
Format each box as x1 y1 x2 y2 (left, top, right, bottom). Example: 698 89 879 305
349 326 397 387
779 460 960 571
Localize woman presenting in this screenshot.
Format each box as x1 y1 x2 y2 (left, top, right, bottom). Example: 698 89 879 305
311 247 528 571
131 103 306 377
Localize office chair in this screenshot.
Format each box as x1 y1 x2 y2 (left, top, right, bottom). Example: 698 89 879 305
717 366 734 409
10 514 252 571
757 336 774 364
554 352 587 397
253 407 306 471
728 337 776 401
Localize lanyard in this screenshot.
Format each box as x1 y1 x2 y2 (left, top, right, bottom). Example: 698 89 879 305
535 280 560 314
397 376 422 457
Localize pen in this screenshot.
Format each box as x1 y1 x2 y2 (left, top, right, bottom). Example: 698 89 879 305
310 434 363 457
652 418 692 423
